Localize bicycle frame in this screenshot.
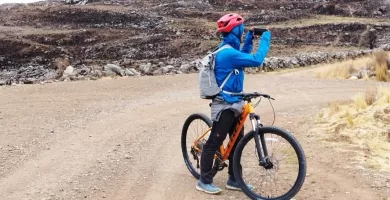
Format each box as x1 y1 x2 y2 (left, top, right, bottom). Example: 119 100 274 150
192 100 270 165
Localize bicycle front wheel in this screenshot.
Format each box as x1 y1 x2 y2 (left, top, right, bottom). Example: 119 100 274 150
233 126 306 200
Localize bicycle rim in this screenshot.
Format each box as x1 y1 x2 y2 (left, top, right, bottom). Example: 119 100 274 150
181 113 212 179
233 126 306 200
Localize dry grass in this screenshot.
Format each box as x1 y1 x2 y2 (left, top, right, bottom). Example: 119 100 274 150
316 61 361 80
353 94 368 110
364 88 377 106
328 101 341 114
372 51 389 82
316 51 390 82
376 87 390 105
269 15 390 28
314 87 390 172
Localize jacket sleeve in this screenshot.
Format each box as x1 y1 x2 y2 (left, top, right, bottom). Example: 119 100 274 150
240 31 254 53
230 31 271 68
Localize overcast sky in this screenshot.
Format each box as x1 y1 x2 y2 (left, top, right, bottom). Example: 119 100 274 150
0 0 43 4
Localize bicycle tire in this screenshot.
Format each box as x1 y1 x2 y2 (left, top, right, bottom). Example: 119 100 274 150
233 126 306 200
181 113 213 179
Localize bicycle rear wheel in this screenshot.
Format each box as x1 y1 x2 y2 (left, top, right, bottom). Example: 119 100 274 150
233 126 306 200
181 113 212 179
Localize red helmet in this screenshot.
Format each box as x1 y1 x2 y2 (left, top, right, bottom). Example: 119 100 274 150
217 13 244 33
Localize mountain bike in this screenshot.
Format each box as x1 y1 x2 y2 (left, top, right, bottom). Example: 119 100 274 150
181 92 306 200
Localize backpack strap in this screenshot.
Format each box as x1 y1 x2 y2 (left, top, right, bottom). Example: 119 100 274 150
219 70 233 89
211 44 240 95
220 69 243 95
211 44 232 55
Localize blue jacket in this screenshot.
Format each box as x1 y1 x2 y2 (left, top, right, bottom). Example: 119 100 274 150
214 24 271 103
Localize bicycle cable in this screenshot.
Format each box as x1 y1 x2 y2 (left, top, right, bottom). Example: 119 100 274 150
253 96 276 126
268 98 276 126
253 97 262 108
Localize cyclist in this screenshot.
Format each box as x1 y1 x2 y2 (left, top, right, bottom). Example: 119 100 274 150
196 13 272 194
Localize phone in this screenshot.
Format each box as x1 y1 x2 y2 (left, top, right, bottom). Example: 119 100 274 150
253 28 268 36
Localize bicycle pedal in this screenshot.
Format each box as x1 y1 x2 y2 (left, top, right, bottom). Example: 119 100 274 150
217 162 228 170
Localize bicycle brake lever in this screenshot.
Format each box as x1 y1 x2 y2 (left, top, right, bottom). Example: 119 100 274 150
262 95 271 99
263 95 275 100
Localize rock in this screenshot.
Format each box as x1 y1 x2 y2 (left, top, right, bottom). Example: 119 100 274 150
162 65 174 73
124 69 135 76
180 63 192 72
360 69 369 79
124 154 132 159
122 58 132 66
68 75 78 81
63 66 74 76
349 76 359 80
378 6 388 13
23 78 36 84
44 71 57 80
104 64 124 76
102 70 117 77
350 72 362 79
158 62 165 67
0 81 5 86
3 21 15 26
140 63 153 74
152 68 164 76
91 70 103 78
76 67 91 76
373 10 383 16
89 76 99 81
129 68 140 76
125 68 140 76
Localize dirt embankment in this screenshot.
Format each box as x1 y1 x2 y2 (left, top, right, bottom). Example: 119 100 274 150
0 0 389 85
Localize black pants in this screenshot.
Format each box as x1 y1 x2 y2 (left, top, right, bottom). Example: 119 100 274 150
200 109 243 184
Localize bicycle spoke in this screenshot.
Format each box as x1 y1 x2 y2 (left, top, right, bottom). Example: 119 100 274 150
239 131 301 199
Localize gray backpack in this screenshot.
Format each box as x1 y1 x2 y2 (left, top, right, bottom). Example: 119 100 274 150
198 44 234 99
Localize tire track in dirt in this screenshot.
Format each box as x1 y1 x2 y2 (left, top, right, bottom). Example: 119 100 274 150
0 73 389 200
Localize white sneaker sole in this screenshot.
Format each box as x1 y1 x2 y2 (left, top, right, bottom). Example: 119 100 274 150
226 184 255 191
226 184 242 191
196 185 222 195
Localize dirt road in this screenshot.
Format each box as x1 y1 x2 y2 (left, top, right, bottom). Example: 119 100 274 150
0 67 389 200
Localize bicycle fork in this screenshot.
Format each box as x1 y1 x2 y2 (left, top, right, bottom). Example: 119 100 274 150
250 113 273 169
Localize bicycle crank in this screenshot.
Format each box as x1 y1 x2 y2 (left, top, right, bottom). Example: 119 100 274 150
190 147 200 168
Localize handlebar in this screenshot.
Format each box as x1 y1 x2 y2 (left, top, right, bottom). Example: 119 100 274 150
230 92 275 101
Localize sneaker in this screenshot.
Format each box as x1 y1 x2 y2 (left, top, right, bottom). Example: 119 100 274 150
226 177 254 191
196 180 222 195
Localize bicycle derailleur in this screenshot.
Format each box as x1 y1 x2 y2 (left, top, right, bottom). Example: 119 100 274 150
190 139 207 169
190 139 228 172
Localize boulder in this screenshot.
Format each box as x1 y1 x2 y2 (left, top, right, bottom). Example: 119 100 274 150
104 64 124 76
349 76 359 80
140 63 153 74
63 66 74 76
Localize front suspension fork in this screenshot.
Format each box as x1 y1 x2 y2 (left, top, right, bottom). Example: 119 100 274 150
250 114 272 168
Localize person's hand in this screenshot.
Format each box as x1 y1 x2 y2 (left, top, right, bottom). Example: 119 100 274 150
249 26 259 39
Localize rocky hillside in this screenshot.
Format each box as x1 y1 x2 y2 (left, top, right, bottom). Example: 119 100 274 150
0 0 389 85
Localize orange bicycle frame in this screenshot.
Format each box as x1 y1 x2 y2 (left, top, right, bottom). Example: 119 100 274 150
193 102 254 161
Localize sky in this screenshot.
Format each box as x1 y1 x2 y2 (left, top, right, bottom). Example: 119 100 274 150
0 0 44 4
